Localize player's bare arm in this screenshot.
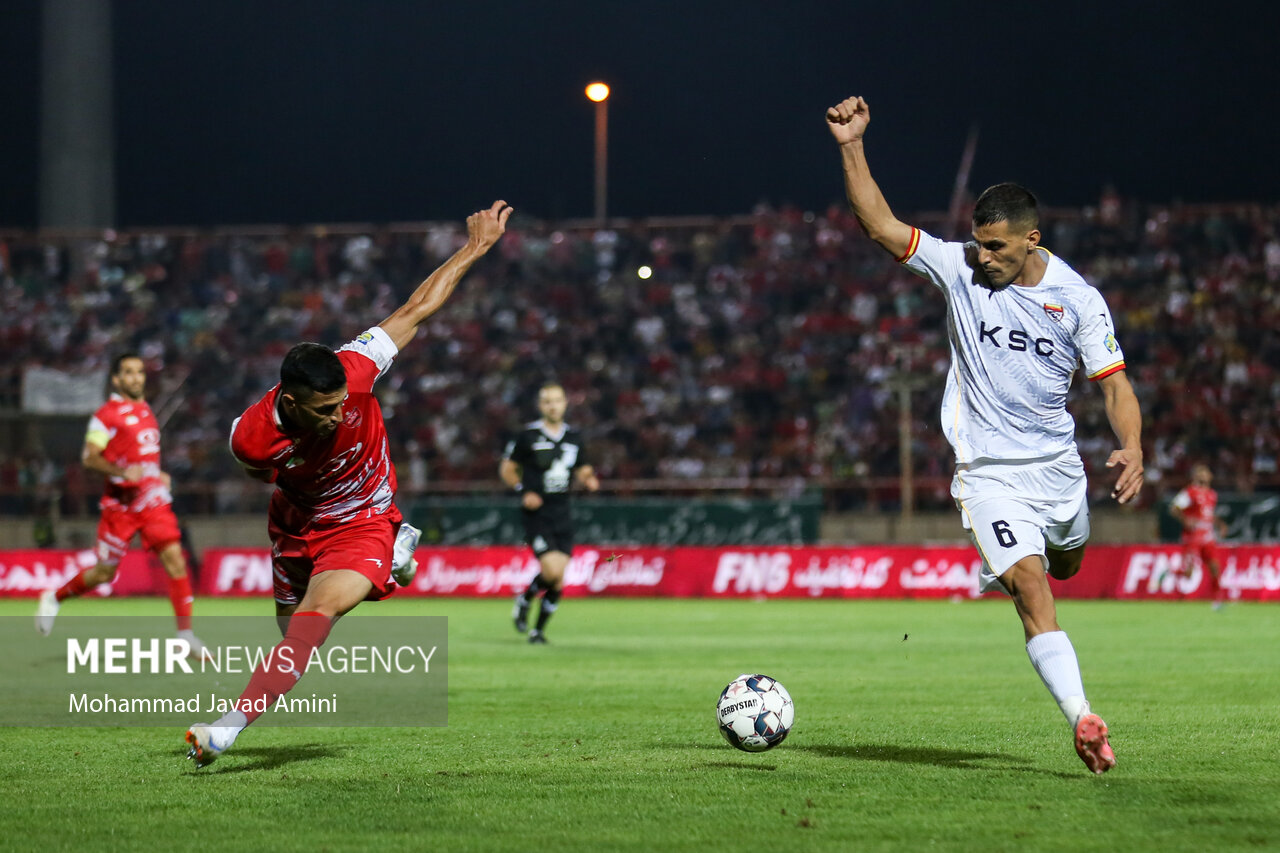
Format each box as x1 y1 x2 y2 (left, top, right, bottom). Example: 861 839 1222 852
498 458 521 490
379 200 513 349
82 443 143 482
575 464 600 492
825 96 914 260
1098 370 1144 504
500 457 543 509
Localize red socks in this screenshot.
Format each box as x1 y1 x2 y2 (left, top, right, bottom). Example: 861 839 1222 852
55 571 90 602
235 611 333 726
167 574 194 631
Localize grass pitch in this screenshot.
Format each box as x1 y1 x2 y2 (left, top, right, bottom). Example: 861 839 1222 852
1 596 1277 852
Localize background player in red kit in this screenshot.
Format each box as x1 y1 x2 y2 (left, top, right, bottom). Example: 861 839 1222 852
185 200 511 766
35 353 207 656
1169 463 1229 607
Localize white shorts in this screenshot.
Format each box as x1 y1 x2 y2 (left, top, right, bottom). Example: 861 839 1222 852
951 448 1090 594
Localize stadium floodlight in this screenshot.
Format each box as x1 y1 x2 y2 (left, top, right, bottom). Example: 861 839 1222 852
585 82 610 222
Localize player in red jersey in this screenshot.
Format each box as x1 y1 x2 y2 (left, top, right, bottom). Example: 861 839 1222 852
1169 463 1229 607
35 353 208 656
185 200 511 767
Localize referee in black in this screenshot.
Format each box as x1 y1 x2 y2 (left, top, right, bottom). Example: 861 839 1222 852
500 383 599 643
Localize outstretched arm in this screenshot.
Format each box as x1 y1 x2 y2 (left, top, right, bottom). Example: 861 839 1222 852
1098 370 1144 505
826 96 915 259
379 200 512 350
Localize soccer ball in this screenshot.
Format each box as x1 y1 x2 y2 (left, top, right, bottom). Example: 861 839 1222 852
716 673 794 752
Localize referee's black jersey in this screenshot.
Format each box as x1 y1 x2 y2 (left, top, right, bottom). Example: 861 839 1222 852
502 420 589 507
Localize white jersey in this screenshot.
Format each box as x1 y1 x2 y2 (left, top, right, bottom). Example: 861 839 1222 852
900 227 1125 464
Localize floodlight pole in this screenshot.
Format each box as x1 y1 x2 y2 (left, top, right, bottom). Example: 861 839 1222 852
586 82 610 223
594 97 608 223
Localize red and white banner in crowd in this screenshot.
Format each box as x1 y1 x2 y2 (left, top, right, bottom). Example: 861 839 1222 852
3 544 1277 601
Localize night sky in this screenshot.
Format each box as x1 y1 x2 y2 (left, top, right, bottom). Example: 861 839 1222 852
4 0 1279 227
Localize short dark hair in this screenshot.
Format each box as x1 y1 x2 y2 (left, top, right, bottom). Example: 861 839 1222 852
973 183 1039 232
280 343 346 397
110 352 143 376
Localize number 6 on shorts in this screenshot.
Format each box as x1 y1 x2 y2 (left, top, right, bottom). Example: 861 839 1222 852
992 520 1018 548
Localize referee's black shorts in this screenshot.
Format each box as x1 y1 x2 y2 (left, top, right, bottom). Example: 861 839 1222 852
522 507 574 557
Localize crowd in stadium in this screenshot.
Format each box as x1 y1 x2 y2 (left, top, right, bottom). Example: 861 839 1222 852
2 195 1278 514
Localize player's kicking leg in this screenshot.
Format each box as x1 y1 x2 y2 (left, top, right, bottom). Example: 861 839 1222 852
185 569 369 767
1006 557 1115 774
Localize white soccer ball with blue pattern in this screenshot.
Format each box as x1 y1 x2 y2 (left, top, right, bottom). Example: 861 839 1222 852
716 673 794 752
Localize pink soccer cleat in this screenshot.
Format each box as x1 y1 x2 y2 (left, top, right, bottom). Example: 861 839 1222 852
1074 713 1117 775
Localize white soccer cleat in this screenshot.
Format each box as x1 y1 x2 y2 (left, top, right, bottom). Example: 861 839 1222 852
392 523 421 587
35 590 60 636
185 724 240 768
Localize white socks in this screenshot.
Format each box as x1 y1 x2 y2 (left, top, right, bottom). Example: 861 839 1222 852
211 709 248 735
1026 630 1090 728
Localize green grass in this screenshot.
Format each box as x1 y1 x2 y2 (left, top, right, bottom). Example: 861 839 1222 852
2 597 1277 852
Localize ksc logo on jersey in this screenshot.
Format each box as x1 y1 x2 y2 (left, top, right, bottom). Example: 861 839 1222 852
1043 303 1064 323
978 321 1054 357
1104 332 1118 353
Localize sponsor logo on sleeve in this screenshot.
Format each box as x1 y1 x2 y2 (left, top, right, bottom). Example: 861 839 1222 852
1104 332 1118 353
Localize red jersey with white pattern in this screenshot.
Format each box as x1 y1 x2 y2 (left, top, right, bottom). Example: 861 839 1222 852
228 327 402 533
85 393 171 512
1171 484 1219 546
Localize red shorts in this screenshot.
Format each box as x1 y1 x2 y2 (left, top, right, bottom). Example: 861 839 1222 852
1183 541 1221 569
96 502 182 567
268 514 399 607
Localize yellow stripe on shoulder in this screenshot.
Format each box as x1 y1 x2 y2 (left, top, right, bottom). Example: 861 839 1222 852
1088 361 1126 381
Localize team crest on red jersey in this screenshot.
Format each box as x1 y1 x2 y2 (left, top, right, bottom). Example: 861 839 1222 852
1043 303 1064 323
343 408 363 427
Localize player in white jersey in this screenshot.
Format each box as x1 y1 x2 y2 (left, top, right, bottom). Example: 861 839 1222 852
827 95 1144 775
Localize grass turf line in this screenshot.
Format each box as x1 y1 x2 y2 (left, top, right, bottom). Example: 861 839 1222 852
0 597 1277 852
